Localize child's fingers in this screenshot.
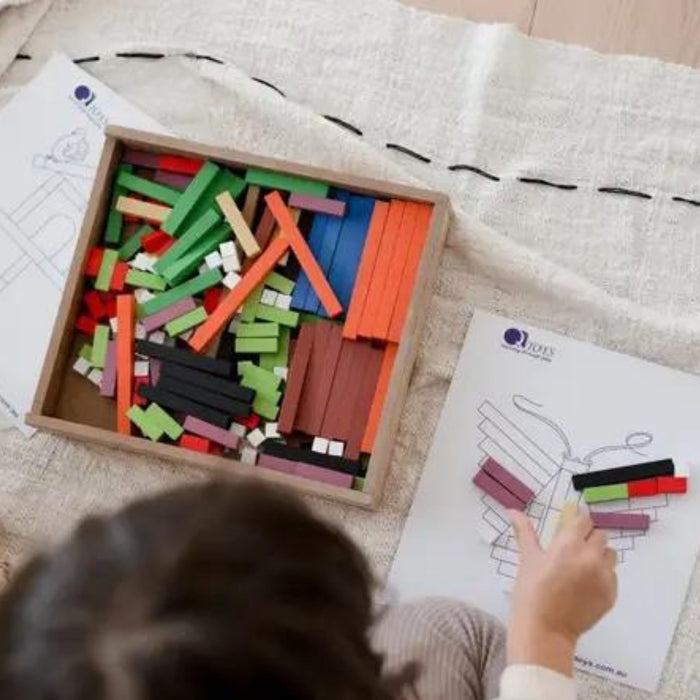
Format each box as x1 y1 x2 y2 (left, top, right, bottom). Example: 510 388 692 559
567 512 595 542
586 528 608 552
507 509 542 558
603 547 618 569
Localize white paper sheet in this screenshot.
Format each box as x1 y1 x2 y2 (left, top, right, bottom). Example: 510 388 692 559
388 310 700 692
0 53 168 434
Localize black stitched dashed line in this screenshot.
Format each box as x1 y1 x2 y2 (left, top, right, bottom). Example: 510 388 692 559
672 196 700 207
115 52 165 60
184 52 225 65
448 164 500 182
598 186 652 200
519 177 577 191
252 77 286 97
386 143 432 164
10 48 695 212
323 115 363 136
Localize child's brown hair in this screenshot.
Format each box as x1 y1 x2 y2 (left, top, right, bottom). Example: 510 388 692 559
0 480 415 699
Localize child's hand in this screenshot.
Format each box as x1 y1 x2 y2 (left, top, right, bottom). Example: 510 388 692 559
506 509 618 677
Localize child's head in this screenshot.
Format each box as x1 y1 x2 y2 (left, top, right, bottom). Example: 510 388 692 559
0 481 412 699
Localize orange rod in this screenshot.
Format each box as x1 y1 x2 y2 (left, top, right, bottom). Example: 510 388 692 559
387 203 433 343
116 294 135 435
371 202 419 339
264 191 342 318
188 236 289 352
357 200 406 338
342 201 389 339
360 343 398 453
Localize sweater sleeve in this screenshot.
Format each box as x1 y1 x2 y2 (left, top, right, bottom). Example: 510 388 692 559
495 665 576 700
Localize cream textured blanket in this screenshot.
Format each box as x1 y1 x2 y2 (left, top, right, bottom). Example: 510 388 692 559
1 1 700 697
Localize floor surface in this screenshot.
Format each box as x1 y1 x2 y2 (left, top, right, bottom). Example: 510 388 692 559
402 0 700 67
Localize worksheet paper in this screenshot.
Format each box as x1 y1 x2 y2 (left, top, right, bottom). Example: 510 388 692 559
0 53 168 434
388 310 700 692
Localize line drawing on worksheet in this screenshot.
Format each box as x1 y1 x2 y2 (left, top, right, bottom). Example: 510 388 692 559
476 395 668 582
0 128 91 294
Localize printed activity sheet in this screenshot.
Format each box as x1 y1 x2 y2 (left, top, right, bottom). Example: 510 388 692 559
389 310 700 692
0 53 168 434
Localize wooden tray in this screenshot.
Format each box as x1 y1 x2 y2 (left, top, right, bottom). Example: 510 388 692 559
26 126 451 508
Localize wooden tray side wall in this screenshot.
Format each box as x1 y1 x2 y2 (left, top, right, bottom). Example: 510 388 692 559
31 135 122 418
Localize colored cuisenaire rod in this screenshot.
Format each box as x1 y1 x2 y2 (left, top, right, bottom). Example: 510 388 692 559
572 459 674 491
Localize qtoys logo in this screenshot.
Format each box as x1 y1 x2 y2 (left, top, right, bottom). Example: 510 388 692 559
70 84 108 128
502 327 555 363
